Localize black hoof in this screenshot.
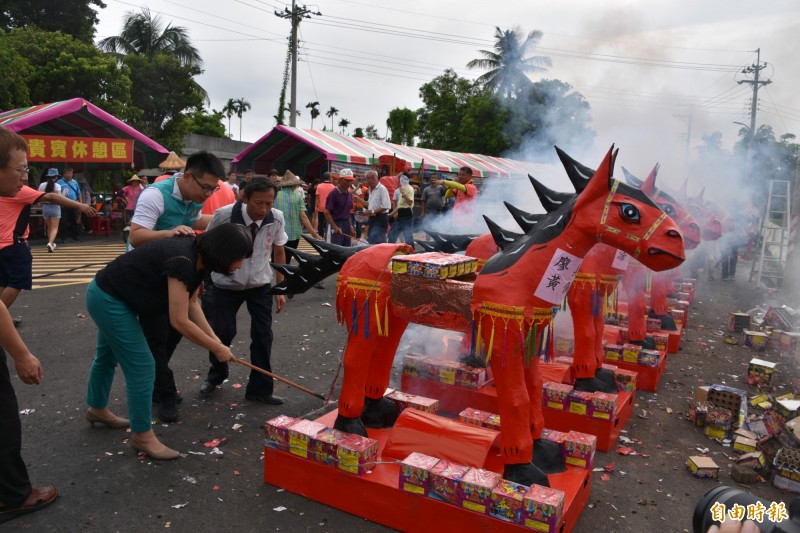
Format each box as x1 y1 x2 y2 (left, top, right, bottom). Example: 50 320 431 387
333 414 367 437
533 439 567 474
595 368 616 388
503 462 550 487
360 397 400 428
629 336 656 350
458 353 486 368
574 377 616 394
648 310 678 331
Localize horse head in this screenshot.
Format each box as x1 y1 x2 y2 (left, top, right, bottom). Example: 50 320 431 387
621 165 701 250
571 147 685 272
678 181 722 241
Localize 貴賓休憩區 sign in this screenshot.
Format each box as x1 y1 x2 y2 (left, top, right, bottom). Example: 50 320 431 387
22 135 133 164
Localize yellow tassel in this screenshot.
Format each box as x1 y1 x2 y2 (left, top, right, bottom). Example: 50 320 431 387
476 317 483 355
374 296 382 337
486 321 496 362
384 298 389 336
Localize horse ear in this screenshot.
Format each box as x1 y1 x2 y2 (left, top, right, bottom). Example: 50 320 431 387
677 179 689 202
554 146 594 192
697 187 705 203
621 166 643 188
576 146 616 205
504 201 544 232
528 174 574 213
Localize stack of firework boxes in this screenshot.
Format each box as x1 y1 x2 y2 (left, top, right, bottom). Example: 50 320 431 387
403 354 488 390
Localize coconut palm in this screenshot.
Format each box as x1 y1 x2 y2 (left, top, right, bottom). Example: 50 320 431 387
98 7 203 68
222 98 236 138
466 26 551 98
306 101 320 129
338 118 350 135
232 98 251 141
326 106 339 131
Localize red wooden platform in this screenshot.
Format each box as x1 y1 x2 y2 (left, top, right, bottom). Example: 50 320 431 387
264 409 592 532
610 349 666 392
401 373 635 453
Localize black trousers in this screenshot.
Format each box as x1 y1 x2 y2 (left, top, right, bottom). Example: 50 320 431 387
60 206 80 240
203 283 274 397
0 348 32 508
139 314 183 402
367 213 389 244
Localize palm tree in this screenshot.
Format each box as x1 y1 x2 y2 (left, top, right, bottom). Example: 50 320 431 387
222 98 236 138
466 26 551 98
98 7 203 68
306 101 320 129
338 118 351 135
232 98 251 141
326 106 339 131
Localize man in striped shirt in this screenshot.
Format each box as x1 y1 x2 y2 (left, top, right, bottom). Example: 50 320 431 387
275 171 320 261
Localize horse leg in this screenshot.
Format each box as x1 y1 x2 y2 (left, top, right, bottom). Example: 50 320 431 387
361 319 409 428
648 272 677 331
624 271 656 350
570 282 616 393
491 337 550 487
592 308 615 388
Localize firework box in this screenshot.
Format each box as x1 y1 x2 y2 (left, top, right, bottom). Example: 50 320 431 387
542 382 573 410
749 393 770 408
775 399 800 421
428 460 469 505
670 309 686 327
541 428 568 447
727 312 751 332
337 433 378 476
730 464 759 484
310 427 348 467
743 330 768 351
686 456 720 479
391 252 477 280
458 407 489 427
767 329 783 351
621 343 641 364
781 331 800 352
484 412 502 431
589 392 618 420
288 420 326 459
265 415 300 451
704 424 728 440
554 336 574 358
521 484 565 532
676 300 690 313
736 451 767 472
489 479 528 523
567 389 593 416
688 401 711 427
614 368 637 392
604 344 623 362
562 430 597 469
619 326 629 343
456 365 487 389
457 468 502 514
651 332 669 351
386 390 440 414
708 385 748 428
772 447 800 494
402 354 429 378
733 435 758 453
706 406 733 429
694 386 711 402
399 452 440 496
638 349 660 368
747 358 777 387
421 359 461 385
646 317 662 332
764 306 798 331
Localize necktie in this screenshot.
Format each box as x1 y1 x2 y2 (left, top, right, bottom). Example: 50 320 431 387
250 221 258 241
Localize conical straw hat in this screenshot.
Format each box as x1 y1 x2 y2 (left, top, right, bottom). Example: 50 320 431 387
159 151 186 170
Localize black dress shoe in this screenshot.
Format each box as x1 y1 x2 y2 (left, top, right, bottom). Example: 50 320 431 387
157 398 179 422
199 380 218 398
245 393 284 405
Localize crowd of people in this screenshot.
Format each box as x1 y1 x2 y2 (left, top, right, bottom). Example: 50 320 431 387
0 124 482 524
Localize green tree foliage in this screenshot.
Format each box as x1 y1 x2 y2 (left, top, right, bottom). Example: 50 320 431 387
306 101 320 129
353 127 364 138
98 8 202 68
186 106 227 138
0 32 31 110
222 98 236 137
326 106 339 130
124 53 204 150
233 98 251 141
0 0 106 44
386 108 417 146
338 118 350 134
364 125 381 140
467 26 551 98
416 69 480 150
4 27 133 120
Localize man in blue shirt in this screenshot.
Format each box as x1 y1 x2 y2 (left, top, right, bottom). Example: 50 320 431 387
56 168 82 242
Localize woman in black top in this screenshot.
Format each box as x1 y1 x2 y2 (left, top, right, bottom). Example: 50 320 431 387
84 224 253 460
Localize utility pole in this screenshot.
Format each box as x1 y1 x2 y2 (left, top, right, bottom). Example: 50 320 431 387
275 1 321 127
737 48 772 179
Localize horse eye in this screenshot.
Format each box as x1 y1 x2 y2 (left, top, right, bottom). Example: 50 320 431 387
689 206 702 217
659 203 676 217
619 203 640 223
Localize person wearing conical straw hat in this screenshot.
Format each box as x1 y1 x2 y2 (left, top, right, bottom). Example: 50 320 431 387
154 151 186 183
120 175 144 226
275 171 321 262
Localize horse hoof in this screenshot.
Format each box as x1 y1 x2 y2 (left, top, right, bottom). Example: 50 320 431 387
574 377 616 394
595 368 617 389
333 414 368 437
360 397 400 428
458 354 486 368
649 310 678 331
503 462 550 487
533 439 567 474
629 337 657 350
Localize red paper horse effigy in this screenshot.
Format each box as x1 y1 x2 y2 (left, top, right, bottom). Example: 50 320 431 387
332 147 686 485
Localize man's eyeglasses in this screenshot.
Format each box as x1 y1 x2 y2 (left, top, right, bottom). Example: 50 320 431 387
190 173 220 194
11 166 30 176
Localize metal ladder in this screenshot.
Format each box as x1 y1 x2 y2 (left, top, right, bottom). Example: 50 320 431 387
750 180 791 287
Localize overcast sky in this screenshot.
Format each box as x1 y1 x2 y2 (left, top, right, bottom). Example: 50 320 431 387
94 0 799 188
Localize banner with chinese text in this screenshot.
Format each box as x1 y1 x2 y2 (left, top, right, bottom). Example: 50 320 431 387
22 135 133 164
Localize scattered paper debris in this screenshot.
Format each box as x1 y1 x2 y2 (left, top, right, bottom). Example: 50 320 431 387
274 506 287 512
171 503 188 509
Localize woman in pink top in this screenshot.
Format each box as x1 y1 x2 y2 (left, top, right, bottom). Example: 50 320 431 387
120 175 144 225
